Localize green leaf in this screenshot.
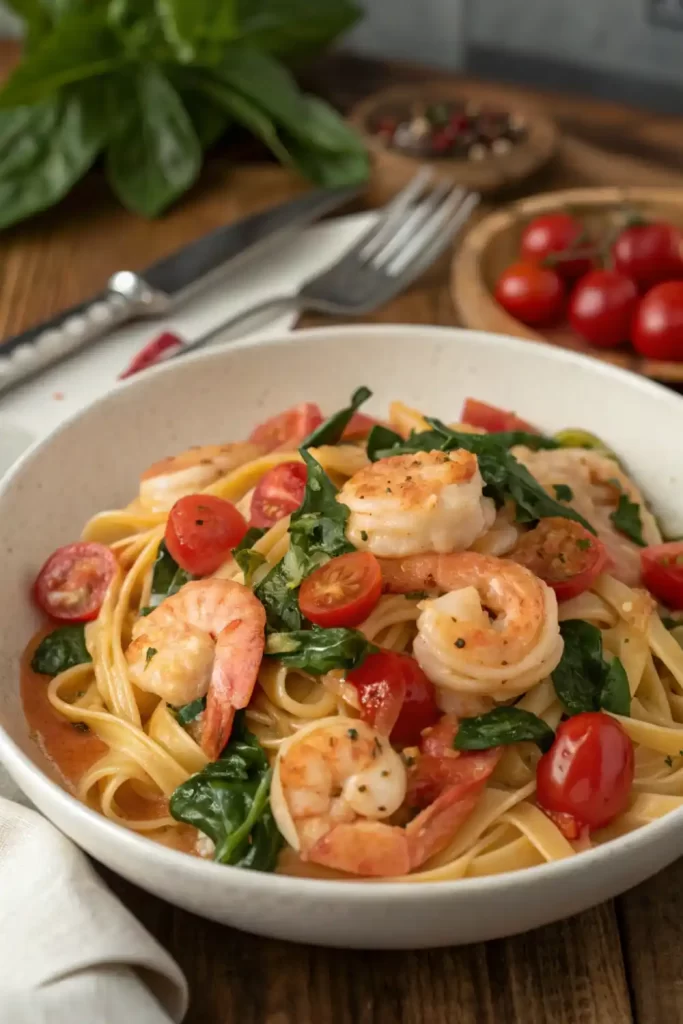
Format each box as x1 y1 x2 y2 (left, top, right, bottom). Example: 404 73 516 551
174 696 206 725
0 11 125 108
174 83 230 149
554 428 619 462
157 0 239 62
31 624 92 676
238 0 362 58
149 539 194 607
301 386 372 449
610 494 646 547
170 715 282 869
552 620 631 717
0 93 105 230
367 424 403 462
553 484 573 502
600 658 631 717
454 707 555 754
5 0 53 47
266 626 377 674
145 646 158 667
106 67 201 217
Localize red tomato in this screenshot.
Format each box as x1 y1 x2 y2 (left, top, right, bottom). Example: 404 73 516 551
299 551 382 629
569 269 639 347
536 713 634 831
250 462 306 529
248 402 323 451
461 397 539 434
165 494 248 576
33 542 118 622
520 213 593 280
613 221 683 292
341 412 382 441
509 517 608 602
407 714 502 807
495 261 565 326
348 651 440 746
542 808 585 841
632 281 683 361
641 542 683 609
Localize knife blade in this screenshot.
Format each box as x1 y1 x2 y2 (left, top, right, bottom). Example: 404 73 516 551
0 184 361 397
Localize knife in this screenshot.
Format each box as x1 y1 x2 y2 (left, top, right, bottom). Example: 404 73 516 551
0 184 360 396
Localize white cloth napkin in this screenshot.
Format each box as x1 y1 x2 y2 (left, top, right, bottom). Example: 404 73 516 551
0 797 188 1023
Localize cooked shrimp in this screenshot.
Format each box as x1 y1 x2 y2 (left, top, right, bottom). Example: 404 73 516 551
126 578 266 759
139 442 266 512
512 446 661 586
379 552 563 699
337 450 496 557
271 717 498 876
471 501 521 557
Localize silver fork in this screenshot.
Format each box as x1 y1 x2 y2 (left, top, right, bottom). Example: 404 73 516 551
168 171 479 360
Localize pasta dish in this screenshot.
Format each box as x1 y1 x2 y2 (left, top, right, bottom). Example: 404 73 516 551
21 391 683 881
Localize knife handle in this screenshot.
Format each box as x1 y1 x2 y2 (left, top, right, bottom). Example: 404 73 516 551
0 272 171 397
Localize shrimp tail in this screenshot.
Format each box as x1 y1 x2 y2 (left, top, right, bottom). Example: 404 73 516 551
308 821 411 877
202 610 266 760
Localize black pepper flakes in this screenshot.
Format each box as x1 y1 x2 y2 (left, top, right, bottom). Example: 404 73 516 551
455 638 466 649
347 728 359 740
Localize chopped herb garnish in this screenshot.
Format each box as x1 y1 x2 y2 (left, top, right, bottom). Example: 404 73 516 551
553 484 574 502
347 728 359 740
72 721 89 733
358 784 367 793
665 755 674 767
174 697 206 726
610 494 646 547
576 538 591 551
145 647 158 668
360 530 368 542
405 590 429 600
195 519 204 526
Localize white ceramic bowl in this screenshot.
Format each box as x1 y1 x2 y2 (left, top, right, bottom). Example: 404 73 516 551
1 325 682 949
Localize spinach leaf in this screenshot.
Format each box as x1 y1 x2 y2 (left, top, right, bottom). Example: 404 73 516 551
266 626 377 674
106 66 201 217
367 424 403 461
149 539 194 607
301 386 372 449
31 624 92 676
454 707 555 754
255 449 353 631
174 696 206 726
371 417 594 534
610 493 646 547
553 484 573 502
232 526 267 585
552 620 631 716
170 714 282 869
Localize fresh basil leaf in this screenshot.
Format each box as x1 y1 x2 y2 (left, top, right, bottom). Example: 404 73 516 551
301 386 372 449
31 624 92 676
5 0 54 48
610 494 646 547
600 658 631 717
553 484 573 502
149 539 194 607
173 81 230 148
174 696 206 726
0 93 105 230
106 66 201 217
157 0 238 63
552 620 630 716
454 707 555 754
274 98 369 187
367 424 403 461
238 0 361 59
266 626 377 674
0 12 124 108
170 715 282 869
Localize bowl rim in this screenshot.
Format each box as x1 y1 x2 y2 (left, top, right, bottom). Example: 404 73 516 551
1 321 682 900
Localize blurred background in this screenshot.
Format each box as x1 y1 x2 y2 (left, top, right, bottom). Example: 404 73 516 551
3 0 681 113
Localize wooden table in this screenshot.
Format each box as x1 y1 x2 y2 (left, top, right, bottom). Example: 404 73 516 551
3 43 683 1023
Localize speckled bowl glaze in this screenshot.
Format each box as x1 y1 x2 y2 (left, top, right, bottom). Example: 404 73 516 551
1 325 682 949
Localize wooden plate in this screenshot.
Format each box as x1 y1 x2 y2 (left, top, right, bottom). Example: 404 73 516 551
348 82 558 205
451 186 683 383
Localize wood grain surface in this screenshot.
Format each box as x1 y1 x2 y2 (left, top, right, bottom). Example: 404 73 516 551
2 42 683 1024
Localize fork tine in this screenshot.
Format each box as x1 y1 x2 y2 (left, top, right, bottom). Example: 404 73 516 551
369 181 459 268
388 191 480 287
357 167 435 257
387 188 478 278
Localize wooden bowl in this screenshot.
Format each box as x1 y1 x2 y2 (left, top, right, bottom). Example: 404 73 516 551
452 186 683 383
349 82 558 205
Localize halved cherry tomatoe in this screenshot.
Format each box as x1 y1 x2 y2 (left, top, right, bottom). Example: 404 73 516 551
509 517 608 602
33 542 118 622
347 650 440 747
250 461 307 529
248 402 323 452
298 551 382 629
641 541 683 610
536 712 634 832
407 713 502 807
460 398 538 434
165 494 248 576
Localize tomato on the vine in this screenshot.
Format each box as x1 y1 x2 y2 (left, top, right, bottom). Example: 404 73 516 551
568 269 638 347
632 281 683 361
495 261 565 326
536 712 634 831
521 213 592 280
612 221 683 292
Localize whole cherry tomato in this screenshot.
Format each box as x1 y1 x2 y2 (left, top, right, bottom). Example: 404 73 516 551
165 495 248 575
631 281 683 361
495 261 565 326
568 269 638 347
612 221 683 292
520 213 592 280
536 712 634 831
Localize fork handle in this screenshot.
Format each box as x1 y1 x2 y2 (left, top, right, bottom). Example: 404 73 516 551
169 295 297 360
